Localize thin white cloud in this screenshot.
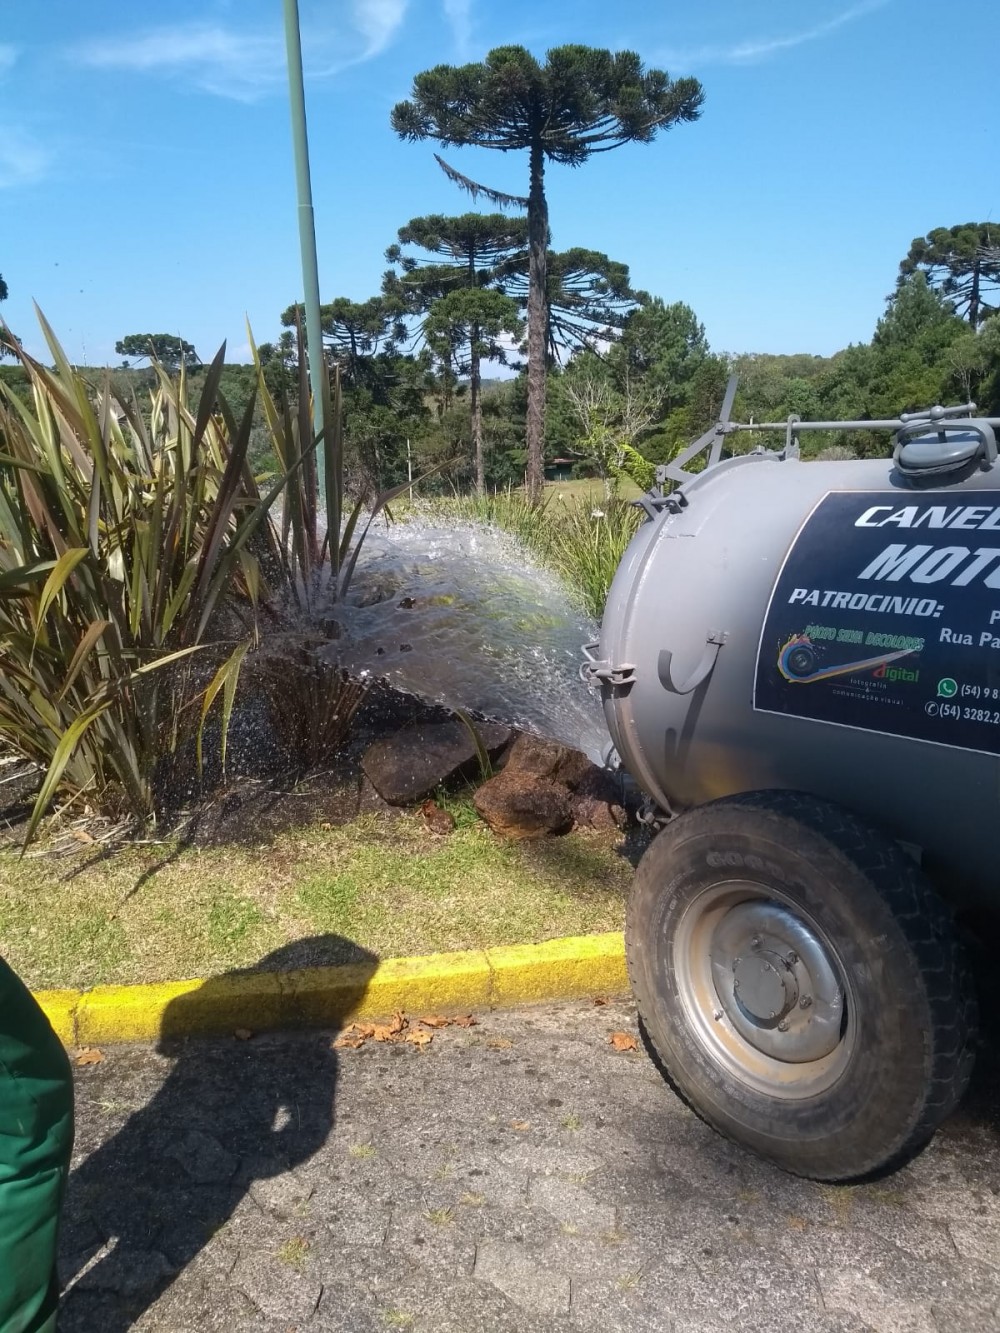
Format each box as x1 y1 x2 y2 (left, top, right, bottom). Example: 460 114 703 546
73 25 283 101
658 0 889 68
442 0 473 58
0 130 50 189
70 1 410 102
350 0 409 59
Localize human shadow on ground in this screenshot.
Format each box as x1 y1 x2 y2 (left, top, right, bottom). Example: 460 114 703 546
57 935 378 1331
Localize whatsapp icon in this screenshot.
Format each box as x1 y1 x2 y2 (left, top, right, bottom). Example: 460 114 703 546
937 678 958 699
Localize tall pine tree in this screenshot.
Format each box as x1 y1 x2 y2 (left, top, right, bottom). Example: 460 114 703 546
392 45 703 500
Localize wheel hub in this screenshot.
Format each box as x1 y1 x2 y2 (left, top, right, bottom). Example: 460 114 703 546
731 950 797 1025
710 901 844 1063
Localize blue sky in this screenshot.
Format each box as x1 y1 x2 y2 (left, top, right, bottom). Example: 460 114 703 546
1 0 996 367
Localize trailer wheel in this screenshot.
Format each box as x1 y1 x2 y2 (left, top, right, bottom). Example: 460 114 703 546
626 790 976 1181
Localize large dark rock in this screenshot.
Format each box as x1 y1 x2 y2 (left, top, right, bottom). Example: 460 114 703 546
497 734 594 789
477 734 626 836
567 765 628 831
361 720 511 805
473 774 574 840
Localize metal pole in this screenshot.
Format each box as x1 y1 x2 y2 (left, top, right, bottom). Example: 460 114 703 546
283 0 326 500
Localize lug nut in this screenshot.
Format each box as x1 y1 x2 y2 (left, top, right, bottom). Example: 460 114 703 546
786 951 798 965
777 1019 790 1032
799 996 813 1009
713 1009 723 1021
751 936 762 951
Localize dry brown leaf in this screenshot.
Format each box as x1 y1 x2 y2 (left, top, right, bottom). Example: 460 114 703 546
74 1048 104 1066
452 1014 478 1028
418 1014 452 1029
388 1010 408 1035
486 1036 513 1051
332 1023 376 1050
234 1028 253 1041
372 1025 397 1043
592 996 609 1007
72 828 95 844
405 1029 433 1047
509 1120 531 1132
608 1031 638 1052
332 1033 367 1050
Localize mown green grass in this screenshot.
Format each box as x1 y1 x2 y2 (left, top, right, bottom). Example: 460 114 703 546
0 802 633 990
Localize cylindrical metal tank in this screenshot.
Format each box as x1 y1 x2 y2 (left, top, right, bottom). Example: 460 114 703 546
597 452 1000 902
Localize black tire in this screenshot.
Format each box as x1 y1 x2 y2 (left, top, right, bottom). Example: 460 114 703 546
626 790 977 1181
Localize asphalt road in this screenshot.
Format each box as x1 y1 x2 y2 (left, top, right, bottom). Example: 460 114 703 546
58 998 1000 1333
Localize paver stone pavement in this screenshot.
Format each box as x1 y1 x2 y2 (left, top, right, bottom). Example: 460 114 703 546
57 993 1000 1332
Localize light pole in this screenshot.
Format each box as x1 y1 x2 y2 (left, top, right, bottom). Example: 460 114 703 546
282 0 327 504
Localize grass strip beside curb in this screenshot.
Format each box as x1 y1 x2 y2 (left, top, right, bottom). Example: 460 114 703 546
35 931 628 1046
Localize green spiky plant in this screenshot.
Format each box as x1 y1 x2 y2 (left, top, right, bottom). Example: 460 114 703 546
0 302 447 844
0 306 391 842
0 314 301 840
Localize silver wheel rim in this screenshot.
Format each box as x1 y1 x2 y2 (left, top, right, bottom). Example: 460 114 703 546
672 881 856 1099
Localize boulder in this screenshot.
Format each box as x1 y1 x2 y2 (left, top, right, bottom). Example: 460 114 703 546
568 765 627 830
361 720 511 805
498 735 594 789
473 774 574 840
477 734 627 836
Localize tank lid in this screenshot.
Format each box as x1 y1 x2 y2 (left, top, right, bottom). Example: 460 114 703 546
895 425 993 477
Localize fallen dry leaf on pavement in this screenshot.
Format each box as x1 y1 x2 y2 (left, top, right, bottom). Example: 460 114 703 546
592 996 609 1007
233 1028 253 1041
404 1028 433 1047
418 1014 452 1028
509 1120 531 1132
332 1023 376 1050
388 1010 408 1035
608 1031 638 1052
452 1014 478 1028
74 1048 104 1066
332 1032 367 1050
486 1036 513 1050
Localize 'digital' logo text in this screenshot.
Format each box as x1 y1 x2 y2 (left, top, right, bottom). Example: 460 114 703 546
872 662 919 683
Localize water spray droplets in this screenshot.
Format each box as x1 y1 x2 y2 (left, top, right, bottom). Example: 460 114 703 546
320 517 608 761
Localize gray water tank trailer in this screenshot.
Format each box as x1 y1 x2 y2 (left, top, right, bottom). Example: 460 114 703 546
583 380 1000 1181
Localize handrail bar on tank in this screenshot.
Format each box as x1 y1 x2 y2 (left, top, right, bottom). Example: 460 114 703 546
654 374 1000 492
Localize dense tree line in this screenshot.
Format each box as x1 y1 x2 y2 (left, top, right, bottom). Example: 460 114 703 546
4 220 997 495
3 34 997 497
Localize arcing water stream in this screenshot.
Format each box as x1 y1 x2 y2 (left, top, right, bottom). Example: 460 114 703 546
317 516 610 764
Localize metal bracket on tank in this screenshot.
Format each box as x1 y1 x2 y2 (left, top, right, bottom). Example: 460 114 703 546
657 631 728 696
580 642 636 691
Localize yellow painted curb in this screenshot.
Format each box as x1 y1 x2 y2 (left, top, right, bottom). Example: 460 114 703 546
487 933 628 1006
33 931 627 1048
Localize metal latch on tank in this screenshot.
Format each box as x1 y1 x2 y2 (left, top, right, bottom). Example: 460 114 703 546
580 642 636 690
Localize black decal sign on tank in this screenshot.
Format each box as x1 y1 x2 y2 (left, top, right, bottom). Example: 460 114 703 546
753 490 1000 755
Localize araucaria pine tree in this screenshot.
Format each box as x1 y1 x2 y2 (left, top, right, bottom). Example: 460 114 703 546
392 45 703 500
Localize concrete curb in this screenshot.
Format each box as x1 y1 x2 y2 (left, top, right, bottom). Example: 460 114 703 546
34 932 628 1047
